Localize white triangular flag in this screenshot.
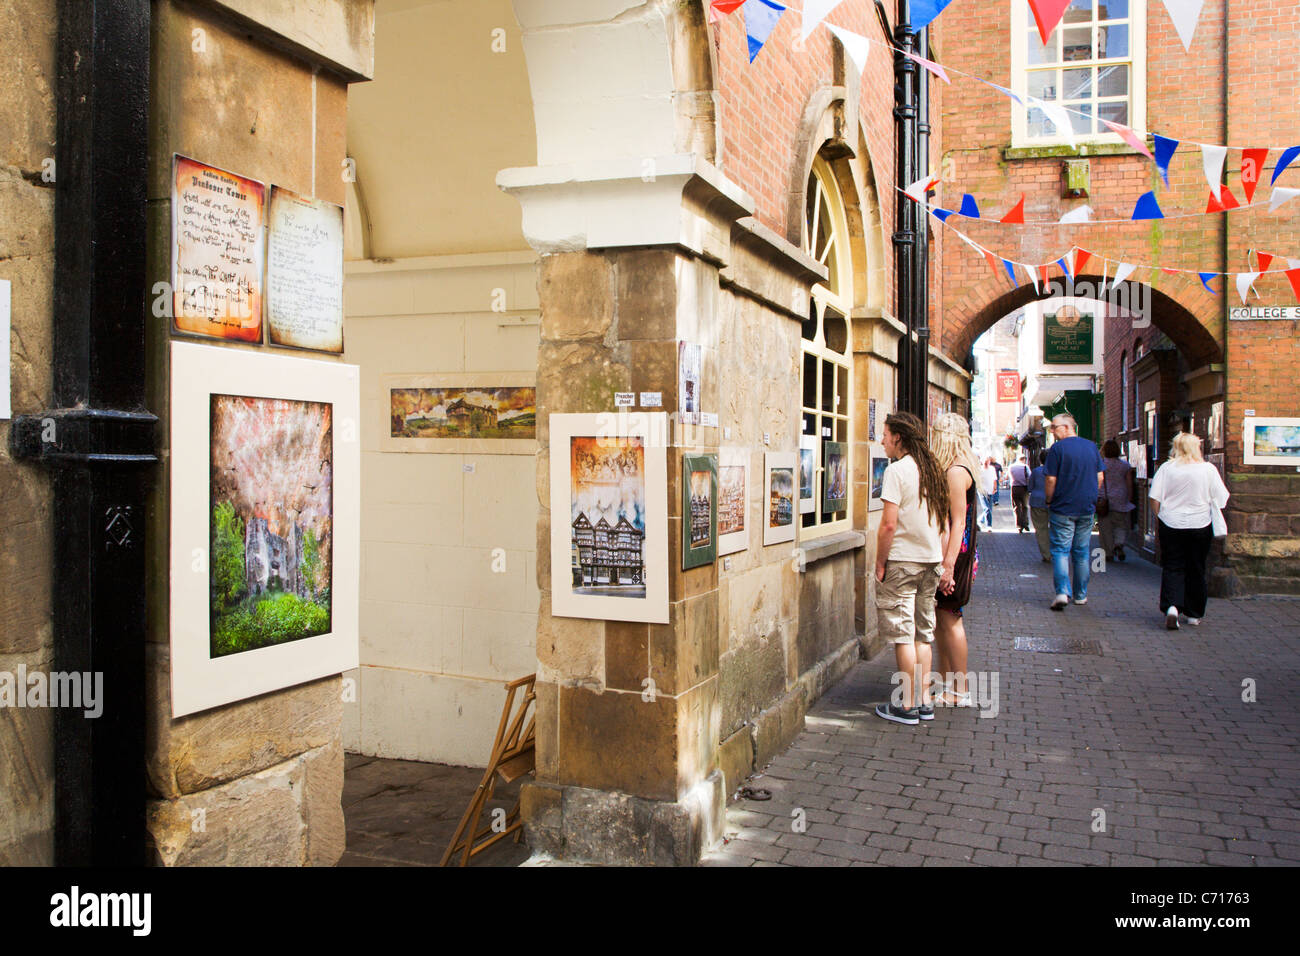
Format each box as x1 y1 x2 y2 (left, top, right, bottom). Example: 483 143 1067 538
825 23 870 76
1269 186 1300 212
1236 271 1261 305
1112 263 1137 286
1289 258 1300 270
1058 205 1093 224
1161 0 1205 53
801 0 845 41
904 171 941 203
1021 262 1040 293
1028 96 1076 149
1202 144 1227 201
955 231 985 255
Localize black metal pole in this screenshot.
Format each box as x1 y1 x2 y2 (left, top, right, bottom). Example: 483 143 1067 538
9 0 154 865
893 0 917 414
915 25 932 420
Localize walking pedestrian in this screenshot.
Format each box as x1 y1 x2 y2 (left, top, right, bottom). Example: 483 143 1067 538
1149 432 1230 629
873 412 949 725
978 457 998 530
1009 451 1031 532
930 413 981 708
1044 414 1104 610
1098 439 1136 562
1028 450 1051 563
991 458 1003 507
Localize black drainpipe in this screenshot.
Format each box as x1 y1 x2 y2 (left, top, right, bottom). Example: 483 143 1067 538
915 24 931 419
9 0 154 865
892 0 918 414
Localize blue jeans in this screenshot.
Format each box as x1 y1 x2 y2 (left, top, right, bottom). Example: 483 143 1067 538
978 494 992 528
1049 512 1095 599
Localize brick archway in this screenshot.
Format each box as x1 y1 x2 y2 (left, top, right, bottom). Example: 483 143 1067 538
941 272 1224 370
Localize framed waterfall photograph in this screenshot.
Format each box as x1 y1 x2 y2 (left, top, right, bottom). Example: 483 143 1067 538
169 342 360 717
682 453 717 570
549 412 669 624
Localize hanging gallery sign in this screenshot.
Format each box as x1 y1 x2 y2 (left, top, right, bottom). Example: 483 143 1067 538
763 452 797 545
1042 304 1094 365
681 453 718 570
168 342 360 717
1242 417 1300 466
171 155 266 342
266 185 345 352
549 412 669 624
996 371 1021 402
382 373 537 455
717 447 750 556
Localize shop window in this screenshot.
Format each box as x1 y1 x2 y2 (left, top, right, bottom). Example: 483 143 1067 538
1010 0 1145 147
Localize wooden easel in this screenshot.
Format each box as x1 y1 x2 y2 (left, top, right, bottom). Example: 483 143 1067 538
439 674 536 867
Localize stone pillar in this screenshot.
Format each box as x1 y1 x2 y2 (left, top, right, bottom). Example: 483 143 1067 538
142 0 372 866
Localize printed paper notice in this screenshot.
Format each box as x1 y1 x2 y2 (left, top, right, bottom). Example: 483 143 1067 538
171 155 265 341
266 185 345 352
0 279 10 419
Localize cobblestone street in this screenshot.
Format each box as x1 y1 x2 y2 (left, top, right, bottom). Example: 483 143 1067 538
703 503 1300 867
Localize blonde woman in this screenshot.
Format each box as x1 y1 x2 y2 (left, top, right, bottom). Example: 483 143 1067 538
930 413 982 706
1148 432 1230 629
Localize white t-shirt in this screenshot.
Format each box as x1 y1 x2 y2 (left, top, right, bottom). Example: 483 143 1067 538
980 464 998 496
881 454 944 563
1148 460 1230 529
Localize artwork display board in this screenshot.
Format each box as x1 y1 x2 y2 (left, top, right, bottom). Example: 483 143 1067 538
1208 401 1225 450
549 413 669 624
763 452 797 545
169 342 360 717
678 342 701 425
266 185 345 352
717 447 750 556
382 373 537 455
1243 417 1300 466
682 453 717 570
869 445 888 512
171 155 266 342
822 440 848 513
798 435 817 514
1042 304 1094 365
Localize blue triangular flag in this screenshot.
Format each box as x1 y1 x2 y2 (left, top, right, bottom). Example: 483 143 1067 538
931 208 955 223
1056 256 1072 279
1002 259 1019 287
958 194 980 218
744 0 786 62
1272 145 1300 186
911 0 955 31
1153 134 1179 188
1199 272 1218 295
1131 191 1164 220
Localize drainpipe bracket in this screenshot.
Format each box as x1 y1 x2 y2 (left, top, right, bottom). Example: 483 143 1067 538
9 407 159 467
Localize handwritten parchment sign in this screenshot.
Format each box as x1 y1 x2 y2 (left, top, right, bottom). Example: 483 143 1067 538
171 155 265 341
267 186 345 353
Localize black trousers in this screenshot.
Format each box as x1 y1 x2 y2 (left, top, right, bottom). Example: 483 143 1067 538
1011 486 1029 529
1158 520 1213 618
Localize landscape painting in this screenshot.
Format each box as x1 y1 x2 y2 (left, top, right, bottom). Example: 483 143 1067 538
570 435 647 597
682 453 717 569
209 394 333 658
382 373 537 454
1244 418 1300 465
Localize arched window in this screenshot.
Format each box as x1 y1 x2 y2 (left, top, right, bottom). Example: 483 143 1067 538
1120 350 1128 430
800 156 853 537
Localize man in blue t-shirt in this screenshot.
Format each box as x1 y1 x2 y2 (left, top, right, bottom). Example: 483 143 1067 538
1044 414 1104 610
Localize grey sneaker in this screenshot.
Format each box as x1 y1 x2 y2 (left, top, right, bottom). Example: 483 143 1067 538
917 704 935 721
875 703 919 725
1051 593 1069 611
1073 597 1088 605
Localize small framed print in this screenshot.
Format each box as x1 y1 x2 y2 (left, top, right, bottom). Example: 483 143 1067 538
717 447 750 557
678 341 701 425
682 453 717 570
763 452 797 545
550 412 669 624
798 435 817 514
822 440 848 513
869 445 888 512
1243 417 1300 466
383 373 537 455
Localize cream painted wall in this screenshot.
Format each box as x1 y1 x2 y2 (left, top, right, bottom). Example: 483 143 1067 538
346 0 536 258
342 253 540 766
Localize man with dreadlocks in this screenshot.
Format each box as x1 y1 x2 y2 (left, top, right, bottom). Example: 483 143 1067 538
873 411 950 725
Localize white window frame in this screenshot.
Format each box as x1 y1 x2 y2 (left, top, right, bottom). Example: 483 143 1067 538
800 158 853 540
1010 0 1146 148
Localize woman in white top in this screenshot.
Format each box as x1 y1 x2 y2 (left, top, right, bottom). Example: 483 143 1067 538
1148 431 1230 630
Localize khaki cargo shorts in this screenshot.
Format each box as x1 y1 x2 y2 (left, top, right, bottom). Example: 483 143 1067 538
876 560 943 645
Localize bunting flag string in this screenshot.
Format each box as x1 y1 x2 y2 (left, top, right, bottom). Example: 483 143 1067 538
708 0 747 25
743 0 787 62
800 0 845 41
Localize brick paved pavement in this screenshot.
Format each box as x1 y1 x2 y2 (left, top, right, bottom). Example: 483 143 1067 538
703 503 1300 867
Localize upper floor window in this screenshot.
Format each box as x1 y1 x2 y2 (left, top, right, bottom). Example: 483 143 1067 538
1011 0 1146 147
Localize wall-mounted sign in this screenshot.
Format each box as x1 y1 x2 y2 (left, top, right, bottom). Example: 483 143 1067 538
1042 305 1094 365
1229 307 1300 321
266 186 344 353
996 371 1021 402
171 155 265 342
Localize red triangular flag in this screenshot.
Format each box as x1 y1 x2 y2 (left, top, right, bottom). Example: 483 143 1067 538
1205 185 1241 213
1241 148 1268 203
1286 268 1300 302
984 251 1002 277
1161 268 1178 275
1000 194 1026 224
1074 248 1092 275
1027 0 1072 45
708 0 746 24
1258 252 1274 273
1040 264 1051 286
